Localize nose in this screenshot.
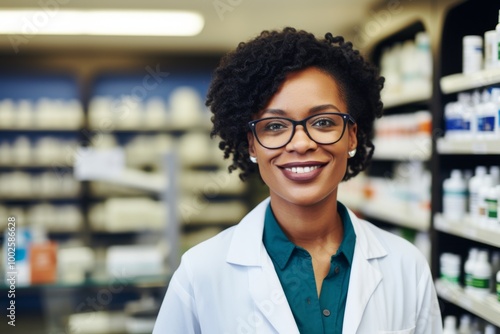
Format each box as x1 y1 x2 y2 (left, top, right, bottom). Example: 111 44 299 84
285 125 317 153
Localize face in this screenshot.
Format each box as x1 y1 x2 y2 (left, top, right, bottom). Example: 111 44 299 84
248 67 357 208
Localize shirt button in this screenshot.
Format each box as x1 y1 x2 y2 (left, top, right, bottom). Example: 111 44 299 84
334 266 340 274
323 309 331 317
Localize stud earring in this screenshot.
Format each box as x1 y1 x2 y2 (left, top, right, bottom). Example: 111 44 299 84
348 149 356 158
249 156 258 163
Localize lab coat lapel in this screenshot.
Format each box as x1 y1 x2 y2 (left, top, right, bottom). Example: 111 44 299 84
248 247 300 334
343 210 386 334
226 198 299 333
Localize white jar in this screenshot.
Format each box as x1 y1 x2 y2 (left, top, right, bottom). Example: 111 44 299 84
463 35 483 74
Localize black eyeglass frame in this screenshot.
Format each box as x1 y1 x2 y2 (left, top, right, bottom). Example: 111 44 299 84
248 112 356 149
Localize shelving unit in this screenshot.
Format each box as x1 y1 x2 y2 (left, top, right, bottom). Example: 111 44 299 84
440 67 500 94
437 138 500 154
430 0 500 327
434 214 500 248
435 280 500 327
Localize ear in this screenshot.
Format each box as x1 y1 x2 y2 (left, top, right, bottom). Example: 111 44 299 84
348 123 358 151
247 131 256 157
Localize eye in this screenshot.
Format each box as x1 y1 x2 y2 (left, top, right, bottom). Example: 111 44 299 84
311 117 337 128
261 120 290 132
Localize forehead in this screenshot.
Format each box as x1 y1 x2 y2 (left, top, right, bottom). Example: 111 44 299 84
259 67 346 117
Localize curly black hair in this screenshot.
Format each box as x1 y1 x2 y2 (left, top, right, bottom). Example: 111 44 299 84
206 27 384 181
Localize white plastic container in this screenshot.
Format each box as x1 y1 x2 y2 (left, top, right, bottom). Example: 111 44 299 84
463 35 483 74
478 175 494 226
497 270 500 301
440 253 461 284
496 9 500 67
443 170 467 222
469 166 487 219
443 315 457 334
458 314 472 334
485 30 498 69
476 90 497 139
485 185 500 228
465 248 479 292
471 250 491 296
484 324 496 334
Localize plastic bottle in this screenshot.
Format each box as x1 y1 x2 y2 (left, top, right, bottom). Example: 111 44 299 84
485 30 497 69
497 270 500 301
444 101 461 140
463 35 483 74
478 175 494 226
465 248 479 292
469 166 487 219
496 9 500 67
477 90 496 139
440 253 461 283
485 185 500 228
491 252 500 294
443 170 467 222
443 315 458 334
484 324 496 334
458 314 472 334
471 250 491 296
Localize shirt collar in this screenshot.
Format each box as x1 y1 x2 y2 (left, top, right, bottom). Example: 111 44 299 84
262 201 356 270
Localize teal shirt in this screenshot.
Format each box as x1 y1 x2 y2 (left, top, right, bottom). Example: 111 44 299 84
262 202 356 334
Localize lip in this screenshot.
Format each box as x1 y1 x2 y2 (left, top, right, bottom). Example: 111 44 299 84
278 161 326 182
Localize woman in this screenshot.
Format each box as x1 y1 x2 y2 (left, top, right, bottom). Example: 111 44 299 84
153 28 442 334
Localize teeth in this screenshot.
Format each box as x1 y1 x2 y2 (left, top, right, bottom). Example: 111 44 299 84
286 166 319 174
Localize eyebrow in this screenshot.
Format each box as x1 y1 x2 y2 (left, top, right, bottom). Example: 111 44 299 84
261 104 342 116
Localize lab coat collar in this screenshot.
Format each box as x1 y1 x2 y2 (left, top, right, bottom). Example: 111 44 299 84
226 197 388 266
226 198 387 334
226 197 269 266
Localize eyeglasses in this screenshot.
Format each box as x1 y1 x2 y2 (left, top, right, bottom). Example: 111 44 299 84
248 112 356 149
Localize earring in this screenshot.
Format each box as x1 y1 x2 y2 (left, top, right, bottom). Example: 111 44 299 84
249 156 258 163
348 149 356 158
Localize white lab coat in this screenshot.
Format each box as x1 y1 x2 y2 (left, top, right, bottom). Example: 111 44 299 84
153 198 443 334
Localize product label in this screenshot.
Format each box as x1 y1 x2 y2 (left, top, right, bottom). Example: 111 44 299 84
465 273 473 288
477 116 495 132
446 118 463 132
486 198 498 218
472 277 490 289
441 273 459 284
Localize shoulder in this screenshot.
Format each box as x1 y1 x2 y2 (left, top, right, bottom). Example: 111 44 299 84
181 225 237 267
347 207 430 271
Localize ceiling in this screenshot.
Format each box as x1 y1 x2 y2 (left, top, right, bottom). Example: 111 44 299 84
0 0 384 54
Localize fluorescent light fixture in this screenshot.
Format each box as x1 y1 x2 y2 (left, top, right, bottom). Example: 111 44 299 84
0 9 204 36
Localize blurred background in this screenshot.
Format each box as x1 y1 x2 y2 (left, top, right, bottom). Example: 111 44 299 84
1 0 500 333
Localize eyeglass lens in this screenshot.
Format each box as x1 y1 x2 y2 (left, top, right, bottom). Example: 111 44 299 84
253 113 349 148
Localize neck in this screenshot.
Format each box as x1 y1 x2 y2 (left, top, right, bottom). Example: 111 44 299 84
269 195 344 252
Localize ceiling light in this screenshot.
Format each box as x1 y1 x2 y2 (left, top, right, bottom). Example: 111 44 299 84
0 9 204 36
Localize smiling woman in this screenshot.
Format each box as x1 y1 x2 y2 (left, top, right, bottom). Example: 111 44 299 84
153 27 443 334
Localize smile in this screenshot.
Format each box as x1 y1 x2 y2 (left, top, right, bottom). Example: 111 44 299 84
285 166 320 174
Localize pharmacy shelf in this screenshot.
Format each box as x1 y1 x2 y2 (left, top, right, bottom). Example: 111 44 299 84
440 67 500 94
434 213 500 248
437 138 500 154
340 195 430 231
381 88 432 109
0 274 170 290
435 279 500 327
372 138 431 161
0 127 83 131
